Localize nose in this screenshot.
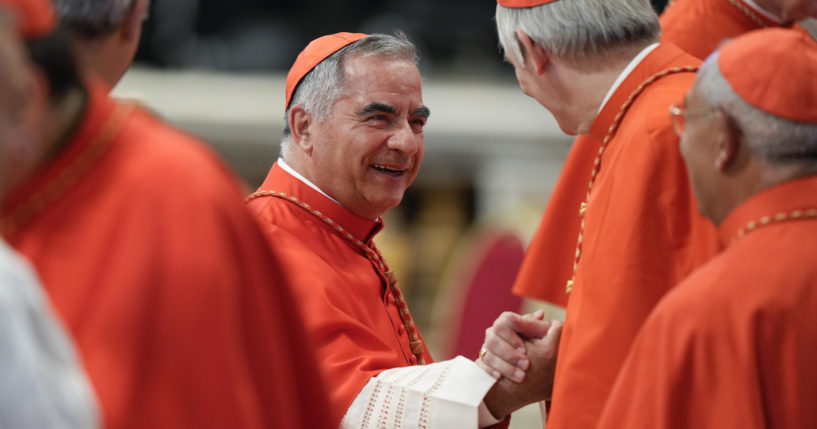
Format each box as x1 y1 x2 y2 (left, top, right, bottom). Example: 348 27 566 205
386 120 421 156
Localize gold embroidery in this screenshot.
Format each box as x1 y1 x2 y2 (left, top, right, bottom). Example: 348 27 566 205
732 208 817 243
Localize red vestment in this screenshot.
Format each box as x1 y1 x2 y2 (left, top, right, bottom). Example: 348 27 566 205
660 0 780 59
511 134 599 307
246 163 434 426
599 176 817 429
1 80 332 429
544 44 720 429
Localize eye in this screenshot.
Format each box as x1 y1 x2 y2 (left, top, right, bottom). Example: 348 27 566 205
367 114 390 123
410 117 426 132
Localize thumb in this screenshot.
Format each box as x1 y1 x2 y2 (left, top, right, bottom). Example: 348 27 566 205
511 313 551 339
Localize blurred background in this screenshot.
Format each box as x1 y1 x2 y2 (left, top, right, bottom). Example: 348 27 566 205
114 1 667 424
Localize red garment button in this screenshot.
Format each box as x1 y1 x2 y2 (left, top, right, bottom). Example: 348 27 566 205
397 325 404 335
409 356 417 364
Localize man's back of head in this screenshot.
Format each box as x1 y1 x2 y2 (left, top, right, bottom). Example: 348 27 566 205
54 0 147 88
496 0 660 67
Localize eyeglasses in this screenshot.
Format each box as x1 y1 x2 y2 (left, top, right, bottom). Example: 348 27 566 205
669 103 713 137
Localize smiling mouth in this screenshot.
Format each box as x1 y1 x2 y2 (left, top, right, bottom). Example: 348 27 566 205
372 164 407 177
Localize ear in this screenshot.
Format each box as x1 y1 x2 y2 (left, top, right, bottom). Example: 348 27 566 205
119 0 148 42
288 105 314 154
713 110 741 172
17 67 50 163
23 67 49 131
516 29 549 75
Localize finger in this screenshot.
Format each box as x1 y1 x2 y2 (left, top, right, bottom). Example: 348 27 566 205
544 320 563 344
522 309 545 320
508 313 551 339
488 312 528 350
474 356 501 380
480 347 527 383
484 331 530 372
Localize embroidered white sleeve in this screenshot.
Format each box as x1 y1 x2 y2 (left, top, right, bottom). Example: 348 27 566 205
341 356 499 429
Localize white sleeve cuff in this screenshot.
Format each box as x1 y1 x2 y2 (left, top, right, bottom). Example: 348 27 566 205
341 356 498 429
478 400 503 428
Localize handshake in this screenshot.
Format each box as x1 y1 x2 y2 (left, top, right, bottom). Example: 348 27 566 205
475 310 563 420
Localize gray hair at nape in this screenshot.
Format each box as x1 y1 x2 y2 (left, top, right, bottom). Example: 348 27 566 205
279 32 418 159
54 0 136 38
696 53 817 166
495 0 660 67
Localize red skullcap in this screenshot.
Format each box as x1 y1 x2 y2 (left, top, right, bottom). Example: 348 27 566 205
718 28 817 123
497 0 560 7
0 0 56 40
285 32 368 111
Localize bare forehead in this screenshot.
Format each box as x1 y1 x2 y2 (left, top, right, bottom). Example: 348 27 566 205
342 54 420 81
340 56 423 104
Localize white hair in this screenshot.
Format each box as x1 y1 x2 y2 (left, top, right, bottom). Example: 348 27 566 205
495 0 660 66
54 0 136 37
280 32 418 159
696 54 817 165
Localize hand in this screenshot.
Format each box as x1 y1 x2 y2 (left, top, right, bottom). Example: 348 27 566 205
482 320 562 420
476 310 551 382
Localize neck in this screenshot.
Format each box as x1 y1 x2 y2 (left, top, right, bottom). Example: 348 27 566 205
558 44 653 134
72 36 126 91
40 88 86 165
712 159 814 225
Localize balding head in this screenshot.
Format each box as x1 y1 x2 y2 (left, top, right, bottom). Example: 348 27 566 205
678 29 817 225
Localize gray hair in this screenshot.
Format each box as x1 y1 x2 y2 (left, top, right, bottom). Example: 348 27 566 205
280 32 418 158
495 0 660 66
696 54 817 166
54 0 136 37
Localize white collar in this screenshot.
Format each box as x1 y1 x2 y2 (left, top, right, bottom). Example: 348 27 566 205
277 157 340 204
598 43 660 113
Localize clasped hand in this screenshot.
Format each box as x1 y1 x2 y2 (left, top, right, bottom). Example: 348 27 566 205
476 310 562 419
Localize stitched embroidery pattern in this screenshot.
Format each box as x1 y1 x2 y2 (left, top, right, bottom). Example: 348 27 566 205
417 363 452 429
377 383 396 429
361 379 383 429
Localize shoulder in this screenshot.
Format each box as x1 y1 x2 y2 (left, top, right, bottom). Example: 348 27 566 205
629 71 695 138
109 105 244 200
248 196 339 270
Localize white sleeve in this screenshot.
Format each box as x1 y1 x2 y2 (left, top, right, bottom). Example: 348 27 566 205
0 242 99 429
341 355 502 429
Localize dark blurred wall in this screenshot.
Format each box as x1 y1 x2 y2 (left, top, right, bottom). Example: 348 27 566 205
135 0 670 72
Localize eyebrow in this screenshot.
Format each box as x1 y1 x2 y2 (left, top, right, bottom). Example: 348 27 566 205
356 102 431 119
357 102 396 117
412 106 431 119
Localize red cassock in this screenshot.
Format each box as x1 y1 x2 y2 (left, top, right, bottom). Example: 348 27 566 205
543 43 720 429
0 80 332 429
599 176 817 429
660 0 781 60
246 163 435 426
